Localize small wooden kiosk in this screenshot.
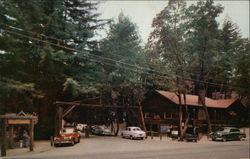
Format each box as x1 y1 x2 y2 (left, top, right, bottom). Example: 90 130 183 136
0 111 38 157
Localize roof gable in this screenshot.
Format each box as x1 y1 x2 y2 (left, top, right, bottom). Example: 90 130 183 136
156 90 237 109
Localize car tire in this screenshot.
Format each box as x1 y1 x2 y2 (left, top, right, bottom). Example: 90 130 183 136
71 140 75 146
54 144 58 147
239 136 244 141
130 135 133 140
75 138 79 143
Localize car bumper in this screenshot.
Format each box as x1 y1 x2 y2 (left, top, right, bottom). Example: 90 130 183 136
184 137 198 140
54 140 72 144
212 137 223 141
102 133 113 136
133 134 146 138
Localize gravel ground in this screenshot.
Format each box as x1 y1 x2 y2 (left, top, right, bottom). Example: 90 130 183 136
2 127 249 159
2 132 249 159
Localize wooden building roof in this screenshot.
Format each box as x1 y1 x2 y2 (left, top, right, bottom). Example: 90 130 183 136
156 90 238 109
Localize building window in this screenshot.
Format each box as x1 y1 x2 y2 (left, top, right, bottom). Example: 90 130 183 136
164 112 172 119
154 114 161 119
172 110 178 118
228 111 237 116
145 113 154 119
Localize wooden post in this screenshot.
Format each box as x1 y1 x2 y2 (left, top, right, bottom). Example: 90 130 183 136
158 120 161 140
55 106 63 136
198 89 212 133
50 136 54 146
9 125 14 149
29 119 34 151
159 120 162 140
214 110 217 131
85 125 89 138
177 93 183 141
58 106 63 130
139 103 147 132
150 120 153 139
1 119 7 156
115 119 119 136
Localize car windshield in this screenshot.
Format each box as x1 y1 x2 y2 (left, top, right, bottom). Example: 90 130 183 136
103 128 111 132
230 129 240 132
61 129 74 134
218 128 225 131
133 128 141 131
186 128 194 134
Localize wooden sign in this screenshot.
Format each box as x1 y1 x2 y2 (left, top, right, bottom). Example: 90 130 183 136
8 119 30 124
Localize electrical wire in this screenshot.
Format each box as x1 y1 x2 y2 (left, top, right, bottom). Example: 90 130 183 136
4 24 239 90
0 27 247 89
1 24 173 69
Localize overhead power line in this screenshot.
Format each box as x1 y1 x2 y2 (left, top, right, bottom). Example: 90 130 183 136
0 27 171 88
4 25 241 87
0 27 247 89
1 24 180 69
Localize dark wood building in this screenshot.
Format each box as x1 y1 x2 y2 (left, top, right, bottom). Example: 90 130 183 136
142 90 248 134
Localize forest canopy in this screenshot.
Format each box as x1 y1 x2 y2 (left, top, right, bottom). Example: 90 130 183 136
0 0 249 139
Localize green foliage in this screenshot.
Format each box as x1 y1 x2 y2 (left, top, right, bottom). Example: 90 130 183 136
0 78 42 114
147 0 191 92
185 0 223 71
62 78 80 100
100 13 146 105
0 0 105 139
231 39 250 97
212 17 241 87
0 0 249 139
147 0 248 101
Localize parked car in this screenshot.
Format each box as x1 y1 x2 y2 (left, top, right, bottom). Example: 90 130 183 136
91 126 113 136
76 123 87 132
210 127 246 142
54 127 81 147
121 127 146 140
183 127 199 142
168 127 179 140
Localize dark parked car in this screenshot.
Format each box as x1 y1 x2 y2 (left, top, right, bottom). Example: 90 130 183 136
183 127 199 142
210 127 246 142
169 127 179 140
91 126 113 136
168 127 199 142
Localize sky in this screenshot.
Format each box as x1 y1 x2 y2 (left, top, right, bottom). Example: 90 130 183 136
96 0 249 44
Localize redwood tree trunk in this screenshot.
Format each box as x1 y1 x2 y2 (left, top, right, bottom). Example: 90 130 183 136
139 103 147 132
182 93 190 138
177 93 183 141
198 89 212 132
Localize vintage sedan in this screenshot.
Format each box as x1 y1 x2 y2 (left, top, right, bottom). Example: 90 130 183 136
121 127 146 140
54 127 81 147
91 126 113 136
210 127 246 142
183 127 199 142
169 127 179 140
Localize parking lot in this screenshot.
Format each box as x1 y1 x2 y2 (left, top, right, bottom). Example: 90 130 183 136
4 134 249 159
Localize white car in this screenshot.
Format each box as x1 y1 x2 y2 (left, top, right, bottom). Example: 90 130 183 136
76 124 87 132
121 127 146 140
